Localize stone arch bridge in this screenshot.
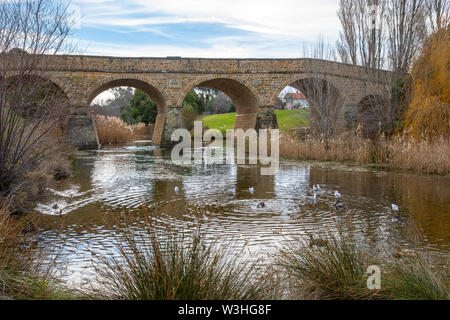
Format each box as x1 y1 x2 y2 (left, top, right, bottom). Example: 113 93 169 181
25 55 392 148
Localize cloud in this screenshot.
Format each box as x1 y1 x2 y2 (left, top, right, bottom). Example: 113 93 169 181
69 0 341 57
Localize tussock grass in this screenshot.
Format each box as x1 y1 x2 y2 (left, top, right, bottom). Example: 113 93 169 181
88 218 278 300
279 232 382 300
0 200 75 300
383 256 449 300
278 230 449 300
280 132 450 175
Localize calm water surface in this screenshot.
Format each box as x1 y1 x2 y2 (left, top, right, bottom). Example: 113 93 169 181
34 141 450 287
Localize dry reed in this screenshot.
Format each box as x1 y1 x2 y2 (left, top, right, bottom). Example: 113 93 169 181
280 132 450 175
94 115 156 145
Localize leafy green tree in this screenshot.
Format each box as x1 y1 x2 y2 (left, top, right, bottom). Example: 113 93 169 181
121 89 157 125
182 90 199 111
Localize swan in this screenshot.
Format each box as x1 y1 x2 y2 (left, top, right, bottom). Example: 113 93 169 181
392 204 399 211
334 191 342 198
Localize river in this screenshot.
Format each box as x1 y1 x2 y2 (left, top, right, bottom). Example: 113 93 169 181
33 140 450 288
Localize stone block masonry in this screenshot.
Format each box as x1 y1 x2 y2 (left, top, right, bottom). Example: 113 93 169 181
25 55 392 148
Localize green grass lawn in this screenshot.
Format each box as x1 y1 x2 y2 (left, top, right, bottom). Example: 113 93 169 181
202 109 310 133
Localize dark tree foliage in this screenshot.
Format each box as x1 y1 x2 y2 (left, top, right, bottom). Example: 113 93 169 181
120 89 157 125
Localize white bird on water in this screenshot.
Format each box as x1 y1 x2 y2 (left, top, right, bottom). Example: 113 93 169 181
392 204 399 212
334 191 342 198
249 187 254 195
174 186 179 194
313 185 321 192
307 193 317 204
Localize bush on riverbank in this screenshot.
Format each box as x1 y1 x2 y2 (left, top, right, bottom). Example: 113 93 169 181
88 218 278 300
280 132 450 175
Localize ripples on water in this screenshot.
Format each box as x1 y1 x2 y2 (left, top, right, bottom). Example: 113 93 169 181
34 141 450 287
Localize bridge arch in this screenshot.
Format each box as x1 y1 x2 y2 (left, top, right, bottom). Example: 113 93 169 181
87 77 168 115
270 73 342 106
179 76 260 114
5 74 69 100
179 76 260 131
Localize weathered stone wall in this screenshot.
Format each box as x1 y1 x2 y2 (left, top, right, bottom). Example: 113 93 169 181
31 55 392 148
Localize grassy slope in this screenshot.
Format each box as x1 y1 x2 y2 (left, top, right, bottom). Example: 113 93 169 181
202 109 310 133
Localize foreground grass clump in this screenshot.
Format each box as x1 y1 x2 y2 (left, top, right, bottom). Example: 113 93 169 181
279 232 382 300
90 221 276 300
280 133 450 175
279 231 449 300
0 200 75 300
384 257 449 300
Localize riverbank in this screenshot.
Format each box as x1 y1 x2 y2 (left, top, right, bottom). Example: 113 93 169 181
280 132 450 176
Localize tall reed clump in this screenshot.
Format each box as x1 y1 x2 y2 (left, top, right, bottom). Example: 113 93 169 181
94 115 136 145
88 219 277 300
278 232 382 300
0 200 74 300
279 132 450 175
131 123 154 139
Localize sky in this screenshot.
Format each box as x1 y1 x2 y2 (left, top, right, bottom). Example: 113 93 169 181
67 0 341 59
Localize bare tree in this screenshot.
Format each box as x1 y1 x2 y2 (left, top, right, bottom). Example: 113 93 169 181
336 0 387 70
0 0 74 196
92 87 135 117
425 0 450 32
298 39 351 148
211 92 233 114
386 0 428 74
295 78 345 148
